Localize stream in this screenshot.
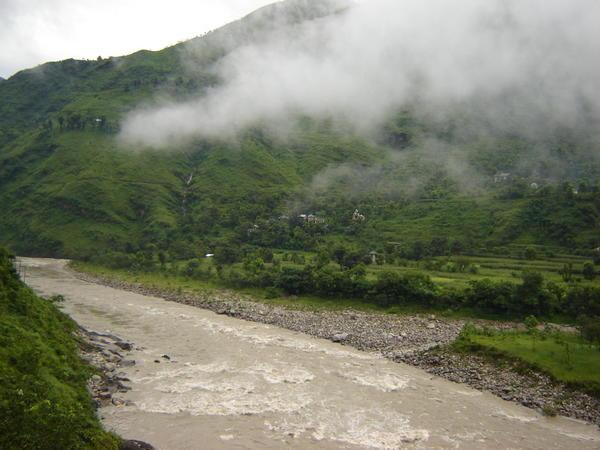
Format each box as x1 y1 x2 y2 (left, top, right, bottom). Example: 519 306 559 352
20 257 600 449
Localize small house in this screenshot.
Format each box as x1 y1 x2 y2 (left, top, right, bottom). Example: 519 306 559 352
369 251 379 265
494 172 511 183
352 209 366 222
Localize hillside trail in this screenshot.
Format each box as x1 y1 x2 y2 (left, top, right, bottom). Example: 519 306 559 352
20 257 600 450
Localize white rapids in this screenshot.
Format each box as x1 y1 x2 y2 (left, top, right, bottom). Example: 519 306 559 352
20 258 600 449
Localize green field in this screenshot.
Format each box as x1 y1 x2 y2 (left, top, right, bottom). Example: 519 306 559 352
274 252 600 289
72 248 600 320
455 327 600 396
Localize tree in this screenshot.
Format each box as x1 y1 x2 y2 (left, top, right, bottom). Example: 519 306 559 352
517 271 549 315
348 263 367 281
409 240 426 260
313 249 330 269
243 256 265 276
559 263 574 282
450 240 464 255
214 243 240 265
524 315 540 350
524 247 537 260
579 316 600 345
582 262 596 281
256 247 274 263
429 237 448 256
331 245 348 269
331 245 363 270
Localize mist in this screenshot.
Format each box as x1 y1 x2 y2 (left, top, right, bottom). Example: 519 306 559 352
120 0 600 149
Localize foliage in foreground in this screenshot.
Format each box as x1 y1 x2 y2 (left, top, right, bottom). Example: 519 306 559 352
0 248 119 450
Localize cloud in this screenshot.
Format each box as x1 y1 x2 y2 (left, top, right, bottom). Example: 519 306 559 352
0 0 273 78
120 0 600 148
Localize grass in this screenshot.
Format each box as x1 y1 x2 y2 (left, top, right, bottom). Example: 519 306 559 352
274 251 600 289
0 249 119 449
455 328 600 396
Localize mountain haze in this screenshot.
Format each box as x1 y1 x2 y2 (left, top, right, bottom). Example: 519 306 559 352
0 0 599 260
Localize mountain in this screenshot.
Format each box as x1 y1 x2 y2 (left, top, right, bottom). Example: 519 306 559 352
0 0 598 261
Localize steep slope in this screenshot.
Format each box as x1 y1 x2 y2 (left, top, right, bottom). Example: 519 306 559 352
0 248 119 448
0 0 598 260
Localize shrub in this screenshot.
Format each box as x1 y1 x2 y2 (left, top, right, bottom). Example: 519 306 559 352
582 262 596 281
465 279 516 314
542 405 558 417
579 316 600 345
564 286 600 317
369 271 436 307
524 247 537 260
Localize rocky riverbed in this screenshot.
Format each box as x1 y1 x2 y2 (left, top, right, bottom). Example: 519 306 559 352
78 328 155 450
73 269 600 425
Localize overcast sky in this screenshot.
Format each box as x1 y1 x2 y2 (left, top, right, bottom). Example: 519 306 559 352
0 0 274 78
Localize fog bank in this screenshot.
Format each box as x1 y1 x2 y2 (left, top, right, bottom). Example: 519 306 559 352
120 0 600 147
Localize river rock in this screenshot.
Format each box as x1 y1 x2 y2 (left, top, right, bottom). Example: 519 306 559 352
115 341 133 351
120 440 156 450
332 333 349 343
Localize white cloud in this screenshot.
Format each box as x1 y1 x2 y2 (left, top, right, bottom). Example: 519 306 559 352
119 0 600 148
0 0 273 78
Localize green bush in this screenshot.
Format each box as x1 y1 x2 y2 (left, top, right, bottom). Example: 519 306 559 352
579 316 600 345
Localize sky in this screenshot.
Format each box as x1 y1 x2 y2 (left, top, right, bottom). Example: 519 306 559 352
0 0 274 78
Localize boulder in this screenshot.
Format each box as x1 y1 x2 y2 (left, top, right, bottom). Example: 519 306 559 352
115 341 133 351
332 333 349 343
120 440 155 450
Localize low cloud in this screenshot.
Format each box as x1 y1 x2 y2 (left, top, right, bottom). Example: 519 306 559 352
120 0 600 149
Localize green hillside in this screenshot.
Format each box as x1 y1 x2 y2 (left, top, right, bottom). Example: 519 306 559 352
0 248 118 449
0 0 599 263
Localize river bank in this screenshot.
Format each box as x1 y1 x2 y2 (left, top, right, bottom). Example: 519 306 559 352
78 327 155 450
71 267 600 425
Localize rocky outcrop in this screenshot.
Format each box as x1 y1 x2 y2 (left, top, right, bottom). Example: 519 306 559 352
79 328 136 409
78 327 156 448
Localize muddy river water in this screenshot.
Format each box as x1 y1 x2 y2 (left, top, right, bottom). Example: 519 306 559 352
20 258 600 449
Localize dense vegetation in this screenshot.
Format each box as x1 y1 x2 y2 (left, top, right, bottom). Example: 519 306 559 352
0 1 598 263
0 248 118 449
74 238 600 324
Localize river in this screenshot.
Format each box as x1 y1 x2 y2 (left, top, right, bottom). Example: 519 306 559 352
19 257 600 449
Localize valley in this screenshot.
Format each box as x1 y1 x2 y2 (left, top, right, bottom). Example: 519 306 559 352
19 257 600 449
1 0 600 448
